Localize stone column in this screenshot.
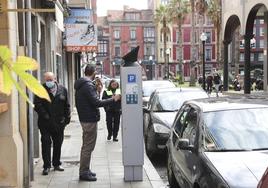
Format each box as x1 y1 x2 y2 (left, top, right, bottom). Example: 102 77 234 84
223 40 230 91
264 11 268 91
0 0 24 187
244 34 254 94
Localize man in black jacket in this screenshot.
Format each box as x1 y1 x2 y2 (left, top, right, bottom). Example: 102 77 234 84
34 72 71 175
74 64 120 181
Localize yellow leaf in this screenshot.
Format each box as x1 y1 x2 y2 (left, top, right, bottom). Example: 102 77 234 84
15 71 51 102
13 56 39 71
2 64 13 94
0 46 12 64
4 65 34 107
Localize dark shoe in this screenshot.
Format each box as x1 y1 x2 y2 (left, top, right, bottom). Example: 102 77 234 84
89 170 96 177
113 138 118 142
54 166 64 171
107 135 111 140
79 174 97 181
42 168 50 175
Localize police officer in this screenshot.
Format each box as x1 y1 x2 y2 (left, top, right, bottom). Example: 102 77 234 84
102 79 121 141
34 72 71 175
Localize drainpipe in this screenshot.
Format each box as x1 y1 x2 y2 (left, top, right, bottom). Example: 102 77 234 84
25 0 34 181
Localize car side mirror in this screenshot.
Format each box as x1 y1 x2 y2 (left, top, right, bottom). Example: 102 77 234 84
176 138 195 151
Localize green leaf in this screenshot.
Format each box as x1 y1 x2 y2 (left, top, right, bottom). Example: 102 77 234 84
2 65 13 94
14 70 51 102
0 46 12 64
13 56 39 71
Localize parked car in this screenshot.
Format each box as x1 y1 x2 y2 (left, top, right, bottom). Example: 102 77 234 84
167 97 268 188
143 87 208 158
142 80 176 107
258 167 268 188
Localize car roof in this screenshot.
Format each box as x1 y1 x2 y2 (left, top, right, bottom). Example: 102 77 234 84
185 96 268 112
154 87 205 93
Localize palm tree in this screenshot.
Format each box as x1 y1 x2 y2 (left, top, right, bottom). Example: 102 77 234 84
189 0 196 86
206 0 222 66
168 0 189 81
155 5 171 78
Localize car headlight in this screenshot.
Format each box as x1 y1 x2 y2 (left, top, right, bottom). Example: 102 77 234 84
153 123 170 134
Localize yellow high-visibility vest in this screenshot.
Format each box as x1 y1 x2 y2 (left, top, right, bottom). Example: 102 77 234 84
105 89 121 96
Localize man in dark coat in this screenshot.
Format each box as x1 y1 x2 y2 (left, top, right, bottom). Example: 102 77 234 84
34 72 71 175
74 64 120 182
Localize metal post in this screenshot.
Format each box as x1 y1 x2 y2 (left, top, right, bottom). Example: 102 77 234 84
167 53 169 79
26 0 34 181
202 40 206 91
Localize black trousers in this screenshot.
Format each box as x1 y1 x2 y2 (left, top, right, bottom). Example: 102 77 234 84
39 125 64 169
106 111 121 138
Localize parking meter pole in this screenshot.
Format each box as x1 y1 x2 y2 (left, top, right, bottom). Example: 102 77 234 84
121 47 144 181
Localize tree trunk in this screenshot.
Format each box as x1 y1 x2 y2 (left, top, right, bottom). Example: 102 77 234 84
163 18 168 78
178 19 183 82
189 0 196 86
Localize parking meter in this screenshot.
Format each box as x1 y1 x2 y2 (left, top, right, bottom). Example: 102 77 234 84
121 46 144 181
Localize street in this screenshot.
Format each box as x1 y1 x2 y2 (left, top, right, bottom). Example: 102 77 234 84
150 153 169 186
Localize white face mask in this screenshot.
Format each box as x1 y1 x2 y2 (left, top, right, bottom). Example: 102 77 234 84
45 81 55 88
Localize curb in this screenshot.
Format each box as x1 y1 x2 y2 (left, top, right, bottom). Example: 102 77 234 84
143 153 167 188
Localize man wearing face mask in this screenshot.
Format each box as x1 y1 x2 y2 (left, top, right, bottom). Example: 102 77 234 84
34 72 71 175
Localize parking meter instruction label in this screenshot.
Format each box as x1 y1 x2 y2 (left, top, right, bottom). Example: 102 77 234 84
126 83 138 104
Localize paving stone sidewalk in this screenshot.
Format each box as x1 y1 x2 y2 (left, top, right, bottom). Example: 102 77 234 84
31 109 166 188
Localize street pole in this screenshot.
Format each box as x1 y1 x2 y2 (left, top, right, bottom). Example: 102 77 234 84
167 54 169 79
200 32 207 91
202 40 206 90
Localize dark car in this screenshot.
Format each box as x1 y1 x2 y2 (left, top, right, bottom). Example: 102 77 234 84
258 167 268 188
143 87 208 158
142 80 176 107
167 97 268 188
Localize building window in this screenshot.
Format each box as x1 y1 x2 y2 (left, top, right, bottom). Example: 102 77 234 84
161 0 169 5
240 53 244 61
258 53 264 61
260 19 264 24
176 30 179 43
176 47 179 60
240 40 244 48
205 48 212 61
160 48 163 58
260 27 264 36
115 46 120 57
114 30 120 39
260 39 264 48
130 29 136 40
125 13 140 20
205 31 211 43
97 40 108 56
251 53 254 61
144 27 155 38
206 16 213 25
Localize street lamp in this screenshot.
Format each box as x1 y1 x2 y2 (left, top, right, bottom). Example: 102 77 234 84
149 55 153 80
200 32 207 91
166 48 170 79
112 61 115 78
100 61 103 78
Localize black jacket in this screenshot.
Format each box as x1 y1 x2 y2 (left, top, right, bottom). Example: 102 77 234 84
74 77 114 123
34 83 71 130
102 89 121 113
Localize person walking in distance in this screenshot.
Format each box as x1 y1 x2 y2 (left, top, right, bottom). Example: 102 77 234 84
213 73 221 97
74 64 121 181
34 72 71 175
102 79 121 142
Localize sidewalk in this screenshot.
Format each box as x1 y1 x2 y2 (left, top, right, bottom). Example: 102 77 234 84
31 109 166 188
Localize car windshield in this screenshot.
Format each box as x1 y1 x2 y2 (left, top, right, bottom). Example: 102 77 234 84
154 91 208 112
203 108 268 151
143 81 175 97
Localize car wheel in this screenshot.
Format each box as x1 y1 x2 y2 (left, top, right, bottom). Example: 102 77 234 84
167 154 180 188
145 126 155 159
